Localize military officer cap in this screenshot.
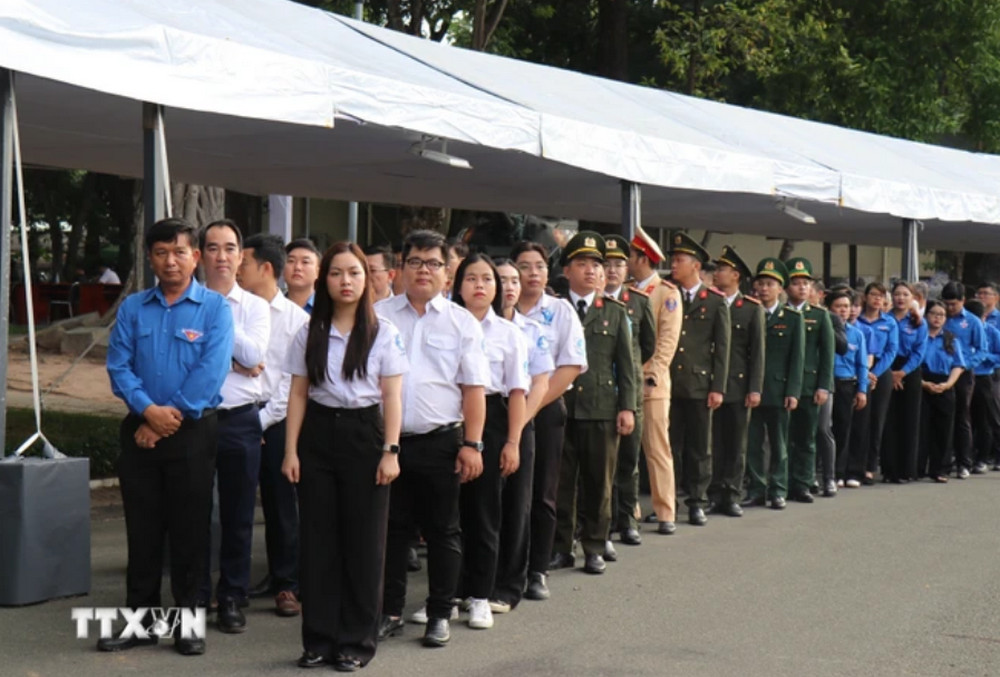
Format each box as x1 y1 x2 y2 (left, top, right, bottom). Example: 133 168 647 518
667 231 710 265
630 226 665 264
785 257 815 280
561 230 606 265
605 234 630 261
754 257 789 286
715 245 753 281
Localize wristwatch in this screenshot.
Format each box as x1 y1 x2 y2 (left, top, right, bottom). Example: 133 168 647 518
383 443 400 455
462 440 485 453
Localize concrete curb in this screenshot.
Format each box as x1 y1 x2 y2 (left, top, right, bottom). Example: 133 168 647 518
89 477 119 490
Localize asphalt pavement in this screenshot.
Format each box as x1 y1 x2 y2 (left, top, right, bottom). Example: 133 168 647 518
4 473 1000 677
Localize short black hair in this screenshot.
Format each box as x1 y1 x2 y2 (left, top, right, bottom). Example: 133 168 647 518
243 234 286 280
202 218 244 250
145 217 199 252
285 238 321 259
965 299 986 318
448 240 470 259
402 229 447 263
977 281 999 294
364 244 396 270
941 280 966 301
510 241 548 262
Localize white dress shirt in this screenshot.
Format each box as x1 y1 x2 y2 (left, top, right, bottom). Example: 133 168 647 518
512 311 555 379
520 293 588 374
219 283 271 409
376 293 490 435
681 281 703 303
98 268 121 284
481 308 531 397
259 291 309 430
284 317 409 408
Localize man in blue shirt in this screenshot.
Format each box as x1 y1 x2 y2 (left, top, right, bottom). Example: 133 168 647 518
975 282 1000 331
103 218 233 656
942 281 986 478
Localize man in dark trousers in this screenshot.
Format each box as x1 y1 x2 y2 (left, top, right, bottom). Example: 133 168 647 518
668 232 731 527
549 231 636 575
103 217 233 656
708 245 764 517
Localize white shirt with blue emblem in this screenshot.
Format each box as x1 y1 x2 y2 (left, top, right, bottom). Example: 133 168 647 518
521 293 588 375
481 308 531 397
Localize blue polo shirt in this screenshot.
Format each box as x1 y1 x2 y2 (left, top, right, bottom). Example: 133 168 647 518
944 308 986 373
922 332 967 376
857 312 899 378
835 323 869 393
894 313 927 375
107 278 234 419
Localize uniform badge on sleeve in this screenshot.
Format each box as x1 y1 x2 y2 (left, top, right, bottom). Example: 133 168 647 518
182 329 203 342
665 298 678 312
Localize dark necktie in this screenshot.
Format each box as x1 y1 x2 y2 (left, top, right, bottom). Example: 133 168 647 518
577 299 587 322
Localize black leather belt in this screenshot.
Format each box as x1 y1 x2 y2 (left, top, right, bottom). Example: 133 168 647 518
217 402 257 420
401 421 462 439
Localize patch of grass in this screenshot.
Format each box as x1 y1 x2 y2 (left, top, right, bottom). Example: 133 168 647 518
4 407 121 479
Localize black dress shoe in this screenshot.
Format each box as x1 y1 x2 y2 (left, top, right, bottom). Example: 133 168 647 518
583 553 606 574
174 636 205 656
769 496 787 510
407 546 422 572
248 574 274 598
809 482 820 495
688 507 707 526
791 492 814 504
524 572 550 600
823 480 837 497
719 502 743 517
377 615 404 641
333 655 363 672
297 651 329 668
620 527 642 545
603 540 618 562
422 618 450 647
656 520 676 535
741 495 766 508
96 635 158 652
548 552 575 570
217 598 246 634
642 513 659 524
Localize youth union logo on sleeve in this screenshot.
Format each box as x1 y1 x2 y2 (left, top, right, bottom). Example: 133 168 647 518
575 337 585 356
540 307 555 326
394 332 406 355
537 335 550 352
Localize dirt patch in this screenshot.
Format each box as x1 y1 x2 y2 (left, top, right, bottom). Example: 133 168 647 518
5 349 126 417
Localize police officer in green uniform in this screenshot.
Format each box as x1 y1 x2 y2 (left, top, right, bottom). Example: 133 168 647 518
743 258 805 510
550 232 637 575
784 257 835 503
603 234 655 548
668 232 730 526
708 245 765 517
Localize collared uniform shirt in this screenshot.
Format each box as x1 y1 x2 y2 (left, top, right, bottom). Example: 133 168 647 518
922 332 967 376
985 308 1000 332
284 317 409 408
481 308 531 397
834 322 869 393
512 311 556 379
945 308 986 373
107 279 233 418
520 293 588 375
975 323 1000 376
376 293 490 434
894 313 928 375
259 291 309 430
220 283 271 409
857 312 899 377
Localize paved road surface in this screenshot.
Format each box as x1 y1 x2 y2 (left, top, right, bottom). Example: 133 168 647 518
4 474 1000 677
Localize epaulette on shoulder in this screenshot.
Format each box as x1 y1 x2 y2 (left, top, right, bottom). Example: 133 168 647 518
742 295 761 305
707 286 725 297
605 296 627 307
661 279 677 289
784 305 802 315
629 287 649 299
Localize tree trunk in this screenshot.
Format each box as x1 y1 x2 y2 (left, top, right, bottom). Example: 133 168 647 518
597 0 629 81
472 0 509 51
171 183 225 227
685 0 702 95
64 172 98 281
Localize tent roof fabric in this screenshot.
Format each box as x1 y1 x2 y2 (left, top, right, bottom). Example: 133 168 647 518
2 0 1000 250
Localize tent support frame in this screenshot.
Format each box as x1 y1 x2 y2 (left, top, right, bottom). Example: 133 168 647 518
902 218 919 282
142 103 167 289
0 69 13 451
621 181 640 239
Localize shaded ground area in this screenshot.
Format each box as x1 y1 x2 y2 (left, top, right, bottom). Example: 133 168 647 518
5 348 125 417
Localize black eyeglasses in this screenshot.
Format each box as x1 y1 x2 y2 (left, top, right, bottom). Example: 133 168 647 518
405 257 445 271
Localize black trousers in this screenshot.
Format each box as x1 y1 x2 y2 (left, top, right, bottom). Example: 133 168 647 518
952 371 975 470
864 370 893 475
298 402 387 666
710 401 750 505
971 374 1000 466
554 419 618 557
529 397 566 574
118 412 217 609
832 379 858 481
207 404 262 602
611 406 643 531
260 419 299 593
459 395 508 600
492 420 534 608
881 364 923 481
384 426 462 620
816 396 835 484
669 397 712 508
921 372 955 478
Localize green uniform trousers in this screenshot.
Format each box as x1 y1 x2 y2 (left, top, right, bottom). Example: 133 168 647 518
554 420 618 557
746 405 790 500
788 400 819 495
612 408 643 531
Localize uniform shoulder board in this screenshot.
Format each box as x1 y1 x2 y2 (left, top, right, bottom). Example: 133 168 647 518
742 295 761 305
784 306 802 315
660 279 677 289
629 287 650 299
707 286 725 297
605 296 627 307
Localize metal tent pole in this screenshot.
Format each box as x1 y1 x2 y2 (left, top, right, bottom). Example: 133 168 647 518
347 1 364 244
901 218 918 282
621 181 640 239
141 103 167 289
849 244 858 288
0 69 13 453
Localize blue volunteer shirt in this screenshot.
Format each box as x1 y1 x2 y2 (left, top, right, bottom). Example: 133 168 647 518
985 308 1000 332
921 331 967 376
894 313 928 375
107 279 234 419
834 322 870 393
975 323 1000 376
944 308 986 372
857 312 899 378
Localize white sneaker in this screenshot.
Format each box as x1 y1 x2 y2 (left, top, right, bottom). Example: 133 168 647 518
958 467 970 479
845 479 861 488
837 479 845 488
408 605 458 624
488 599 511 614
467 598 494 629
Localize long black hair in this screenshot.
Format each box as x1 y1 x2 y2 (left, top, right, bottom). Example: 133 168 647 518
891 280 923 327
451 253 504 316
305 242 379 384
925 299 955 355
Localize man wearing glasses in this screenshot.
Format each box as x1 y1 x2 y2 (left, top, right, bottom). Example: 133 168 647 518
364 245 396 302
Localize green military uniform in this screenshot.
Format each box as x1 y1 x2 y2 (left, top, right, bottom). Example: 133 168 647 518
709 246 766 512
785 258 835 500
553 232 637 565
745 258 805 507
668 233 731 520
604 234 655 535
